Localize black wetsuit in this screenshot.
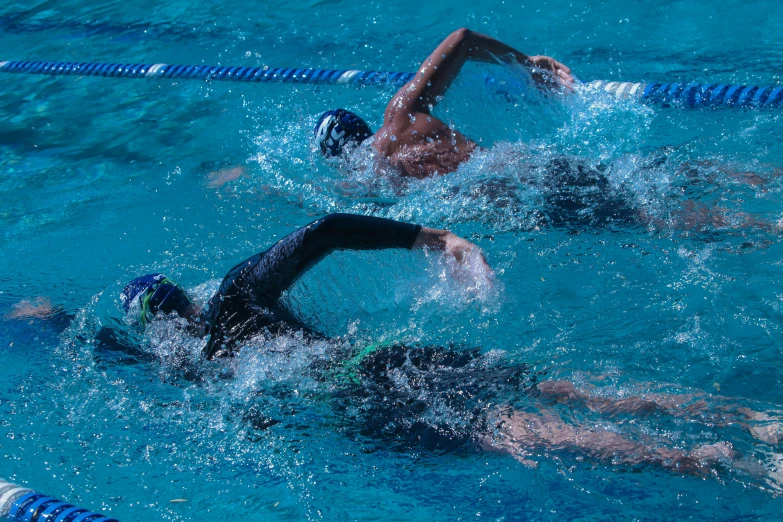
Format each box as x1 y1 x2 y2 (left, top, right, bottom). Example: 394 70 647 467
196 213 421 359
326 344 538 453
100 212 538 453
193 213 539 453
539 158 638 229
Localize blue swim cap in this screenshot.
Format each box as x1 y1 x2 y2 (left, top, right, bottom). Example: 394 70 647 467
314 108 373 157
121 273 193 326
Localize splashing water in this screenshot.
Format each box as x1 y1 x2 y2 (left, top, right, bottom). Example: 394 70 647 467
3 0 783 519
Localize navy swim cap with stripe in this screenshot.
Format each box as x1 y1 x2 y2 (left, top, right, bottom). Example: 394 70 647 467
314 108 373 157
121 273 192 325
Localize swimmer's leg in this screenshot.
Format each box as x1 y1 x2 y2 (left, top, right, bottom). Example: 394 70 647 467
535 381 783 445
484 409 735 474
533 380 693 416
733 408 783 445
677 159 771 187
642 200 770 232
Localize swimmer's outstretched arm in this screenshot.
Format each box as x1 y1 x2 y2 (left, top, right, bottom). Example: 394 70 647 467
386 28 573 121
241 213 489 304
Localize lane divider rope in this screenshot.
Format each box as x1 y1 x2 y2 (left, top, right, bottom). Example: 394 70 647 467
0 479 119 522
1 59 780 108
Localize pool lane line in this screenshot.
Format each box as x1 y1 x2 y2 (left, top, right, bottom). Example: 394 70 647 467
0 59 781 108
0 60 416 86
0 479 119 522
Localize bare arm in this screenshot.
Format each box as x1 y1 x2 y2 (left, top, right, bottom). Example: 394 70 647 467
385 28 573 124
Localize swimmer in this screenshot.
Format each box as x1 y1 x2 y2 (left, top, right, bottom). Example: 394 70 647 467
121 212 488 359
314 28 573 178
317 342 782 478
310 31 775 234
120 213 782 479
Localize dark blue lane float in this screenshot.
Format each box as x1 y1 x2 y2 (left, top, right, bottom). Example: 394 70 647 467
0 60 415 87
0 479 118 522
1 59 780 108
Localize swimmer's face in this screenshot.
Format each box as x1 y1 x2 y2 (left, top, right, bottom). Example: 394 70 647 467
314 108 373 159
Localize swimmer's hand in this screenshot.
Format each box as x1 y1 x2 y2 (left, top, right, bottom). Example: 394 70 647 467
414 227 491 271
6 297 57 319
526 55 574 91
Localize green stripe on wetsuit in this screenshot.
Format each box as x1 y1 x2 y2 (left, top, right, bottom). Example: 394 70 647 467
336 342 389 384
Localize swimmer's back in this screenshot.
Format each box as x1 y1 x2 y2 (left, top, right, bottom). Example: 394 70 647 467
328 343 537 453
373 113 478 178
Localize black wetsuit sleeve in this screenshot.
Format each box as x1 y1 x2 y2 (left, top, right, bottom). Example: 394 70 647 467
239 213 422 304
300 212 422 256
201 213 422 358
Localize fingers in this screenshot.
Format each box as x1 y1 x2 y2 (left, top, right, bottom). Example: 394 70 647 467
419 230 494 279
553 62 575 89
456 243 493 274
558 73 575 92
556 68 572 81
527 55 575 91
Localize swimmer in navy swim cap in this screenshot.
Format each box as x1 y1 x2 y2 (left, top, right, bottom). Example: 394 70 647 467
121 273 198 326
310 30 772 233
116 214 783 477
315 28 573 178
117 214 782 476
314 108 374 158
121 213 488 358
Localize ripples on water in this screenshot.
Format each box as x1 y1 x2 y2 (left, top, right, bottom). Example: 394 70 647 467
3 1 783 519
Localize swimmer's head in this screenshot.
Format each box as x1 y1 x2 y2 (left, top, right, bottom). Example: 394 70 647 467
314 108 373 158
121 273 194 326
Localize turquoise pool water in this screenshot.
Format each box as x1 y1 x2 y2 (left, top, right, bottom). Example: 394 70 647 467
2 0 783 519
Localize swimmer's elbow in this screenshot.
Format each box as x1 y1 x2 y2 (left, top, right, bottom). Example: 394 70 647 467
450 28 472 44
307 213 351 245
452 28 471 38
316 212 350 229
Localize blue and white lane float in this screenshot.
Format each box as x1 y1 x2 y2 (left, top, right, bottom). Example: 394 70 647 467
0 479 118 522
1 59 781 108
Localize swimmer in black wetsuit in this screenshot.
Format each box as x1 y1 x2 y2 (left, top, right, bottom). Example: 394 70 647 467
119 213 782 477
121 212 488 359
